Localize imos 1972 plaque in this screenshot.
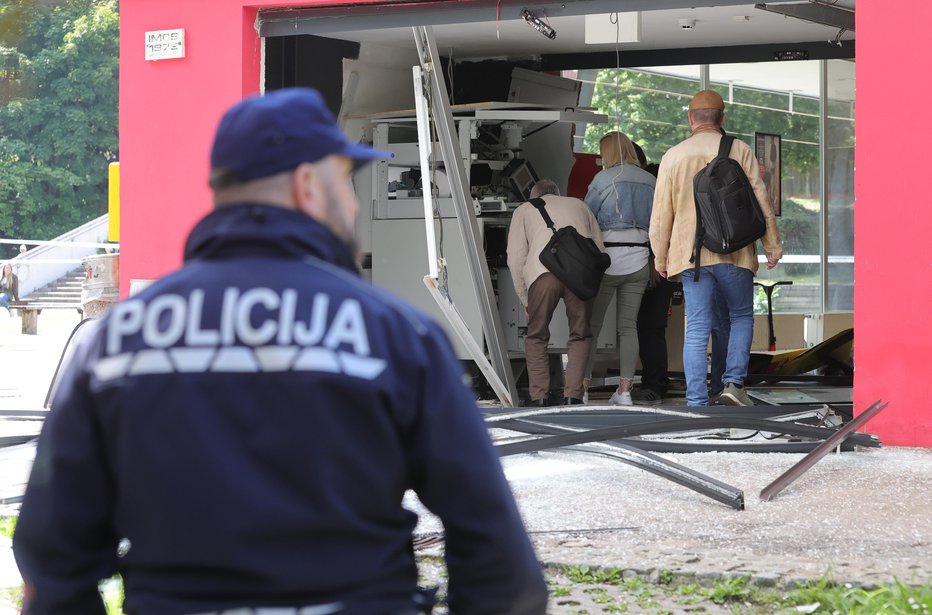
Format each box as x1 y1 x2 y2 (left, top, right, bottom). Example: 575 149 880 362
145 29 185 61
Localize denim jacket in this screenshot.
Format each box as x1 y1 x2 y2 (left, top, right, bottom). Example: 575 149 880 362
584 163 656 231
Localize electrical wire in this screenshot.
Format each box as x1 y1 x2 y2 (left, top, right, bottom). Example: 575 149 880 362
447 47 455 106
523 120 558 139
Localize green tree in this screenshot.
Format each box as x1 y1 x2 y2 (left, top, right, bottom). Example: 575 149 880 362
584 68 821 192
583 67 830 269
584 69 697 163
0 0 118 252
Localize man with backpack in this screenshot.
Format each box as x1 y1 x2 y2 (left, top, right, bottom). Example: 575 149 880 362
649 89 782 406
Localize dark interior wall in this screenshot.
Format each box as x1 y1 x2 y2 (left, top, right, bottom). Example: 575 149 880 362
264 35 361 116
446 59 538 104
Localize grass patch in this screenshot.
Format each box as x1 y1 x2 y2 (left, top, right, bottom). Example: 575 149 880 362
549 565 931 615
100 576 124 615
784 577 932 614
562 564 624 585
0 517 16 540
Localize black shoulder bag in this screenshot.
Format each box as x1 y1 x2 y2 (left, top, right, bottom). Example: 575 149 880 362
530 197 610 301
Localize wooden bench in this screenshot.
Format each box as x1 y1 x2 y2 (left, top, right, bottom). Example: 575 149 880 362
9 301 84 335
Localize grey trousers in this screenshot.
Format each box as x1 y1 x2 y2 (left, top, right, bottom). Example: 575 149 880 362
585 263 650 381
525 273 592 401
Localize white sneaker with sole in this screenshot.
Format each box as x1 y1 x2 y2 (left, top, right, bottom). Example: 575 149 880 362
718 383 753 406
609 391 633 406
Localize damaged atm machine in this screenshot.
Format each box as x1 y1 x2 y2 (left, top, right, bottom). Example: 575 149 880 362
349 36 609 408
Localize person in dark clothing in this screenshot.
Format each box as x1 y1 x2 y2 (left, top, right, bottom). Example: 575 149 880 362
629 143 673 403
13 88 548 615
631 276 676 402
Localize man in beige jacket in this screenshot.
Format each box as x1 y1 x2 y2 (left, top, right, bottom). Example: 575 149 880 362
649 90 782 407
507 179 605 406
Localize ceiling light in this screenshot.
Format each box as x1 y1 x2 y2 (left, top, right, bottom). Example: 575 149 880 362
522 9 557 39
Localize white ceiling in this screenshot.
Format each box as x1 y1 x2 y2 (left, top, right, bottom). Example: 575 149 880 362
324 3 854 59
307 2 855 101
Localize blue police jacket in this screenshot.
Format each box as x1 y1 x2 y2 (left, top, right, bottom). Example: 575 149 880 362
13 204 548 615
584 163 656 231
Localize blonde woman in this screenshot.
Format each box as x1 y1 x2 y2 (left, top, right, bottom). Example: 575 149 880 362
583 131 656 405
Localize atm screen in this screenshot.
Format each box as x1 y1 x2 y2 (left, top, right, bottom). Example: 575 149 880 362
504 159 539 201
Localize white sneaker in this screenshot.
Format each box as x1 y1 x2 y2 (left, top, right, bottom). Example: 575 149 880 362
609 391 633 406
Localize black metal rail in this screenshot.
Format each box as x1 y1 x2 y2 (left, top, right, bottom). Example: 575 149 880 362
496 416 879 457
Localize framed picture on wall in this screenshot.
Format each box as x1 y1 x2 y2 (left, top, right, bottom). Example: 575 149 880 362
755 132 782 217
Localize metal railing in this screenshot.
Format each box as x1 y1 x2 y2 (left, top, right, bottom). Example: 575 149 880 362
1 215 117 298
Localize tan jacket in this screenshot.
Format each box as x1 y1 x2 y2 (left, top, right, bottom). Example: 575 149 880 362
649 127 782 278
507 194 605 307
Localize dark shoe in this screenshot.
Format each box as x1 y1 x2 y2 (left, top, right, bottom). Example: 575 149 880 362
719 383 753 406
526 398 549 407
630 388 663 403
564 397 584 405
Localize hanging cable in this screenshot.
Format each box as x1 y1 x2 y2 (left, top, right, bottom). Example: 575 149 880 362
447 47 455 106
608 12 624 207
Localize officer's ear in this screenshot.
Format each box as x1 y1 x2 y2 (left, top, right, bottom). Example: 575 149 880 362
292 162 325 220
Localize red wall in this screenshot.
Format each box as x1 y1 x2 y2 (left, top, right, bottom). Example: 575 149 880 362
119 1 300 286
854 1 932 445
121 1 931 444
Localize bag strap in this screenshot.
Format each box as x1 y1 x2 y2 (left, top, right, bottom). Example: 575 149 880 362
703 135 736 179
690 134 734 281
718 134 735 158
604 241 649 248
530 198 557 234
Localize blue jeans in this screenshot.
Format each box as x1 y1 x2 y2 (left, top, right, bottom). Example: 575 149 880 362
709 285 729 396
680 264 754 406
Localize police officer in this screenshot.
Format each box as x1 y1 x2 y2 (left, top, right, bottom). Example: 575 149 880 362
13 88 548 615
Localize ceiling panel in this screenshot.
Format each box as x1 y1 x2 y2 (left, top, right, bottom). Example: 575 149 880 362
306 4 854 59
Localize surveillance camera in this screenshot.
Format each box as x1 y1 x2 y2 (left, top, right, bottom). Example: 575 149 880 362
679 18 696 30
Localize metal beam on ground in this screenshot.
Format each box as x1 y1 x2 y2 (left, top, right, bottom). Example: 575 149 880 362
759 399 888 501
565 444 745 510
494 418 744 509
495 416 879 457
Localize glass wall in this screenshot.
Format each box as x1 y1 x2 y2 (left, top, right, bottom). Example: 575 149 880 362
574 60 854 314
826 59 855 312
710 62 821 314
575 66 700 164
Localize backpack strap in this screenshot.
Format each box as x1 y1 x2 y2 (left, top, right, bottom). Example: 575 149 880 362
530 197 557 234
717 134 735 159
690 134 736 281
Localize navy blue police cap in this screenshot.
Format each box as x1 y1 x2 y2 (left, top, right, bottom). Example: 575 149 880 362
209 88 392 189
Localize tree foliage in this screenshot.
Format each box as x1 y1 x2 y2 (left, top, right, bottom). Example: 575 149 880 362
581 67 857 265
0 0 118 252
582 68 824 199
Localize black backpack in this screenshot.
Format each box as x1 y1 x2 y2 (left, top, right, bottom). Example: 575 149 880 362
690 135 766 280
